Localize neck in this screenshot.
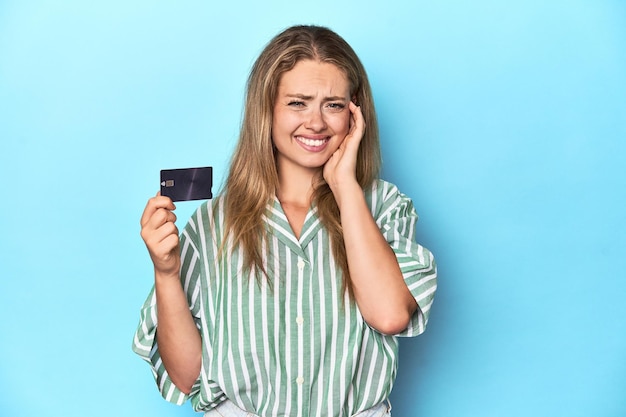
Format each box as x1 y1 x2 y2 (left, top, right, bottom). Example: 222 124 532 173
276 165 320 207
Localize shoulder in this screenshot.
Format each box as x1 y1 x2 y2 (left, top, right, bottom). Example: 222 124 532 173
364 179 411 204
183 195 227 237
364 179 417 220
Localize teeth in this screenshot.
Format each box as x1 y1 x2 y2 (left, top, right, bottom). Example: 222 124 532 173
298 137 326 147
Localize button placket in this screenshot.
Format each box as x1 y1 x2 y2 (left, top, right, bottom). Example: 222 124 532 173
295 256 307 391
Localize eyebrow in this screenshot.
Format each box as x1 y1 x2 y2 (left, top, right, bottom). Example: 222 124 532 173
284 93 348 102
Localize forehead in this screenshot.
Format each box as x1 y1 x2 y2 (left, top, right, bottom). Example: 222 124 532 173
277 59 350 96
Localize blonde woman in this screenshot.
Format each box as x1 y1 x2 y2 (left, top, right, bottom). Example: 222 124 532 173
134 25 437 417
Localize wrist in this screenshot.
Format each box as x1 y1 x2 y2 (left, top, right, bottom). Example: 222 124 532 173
154 268 181 284
332 181 364 211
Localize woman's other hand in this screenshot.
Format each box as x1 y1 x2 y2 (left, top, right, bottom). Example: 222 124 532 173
323 101 365 205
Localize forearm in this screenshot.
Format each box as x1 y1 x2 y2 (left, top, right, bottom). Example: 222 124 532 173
338 184 417 334
155 271 202 394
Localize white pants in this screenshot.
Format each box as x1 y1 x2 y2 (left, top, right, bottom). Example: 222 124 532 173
204 399 392 417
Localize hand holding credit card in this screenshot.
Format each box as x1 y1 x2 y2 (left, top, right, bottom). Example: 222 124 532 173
160 167 213 202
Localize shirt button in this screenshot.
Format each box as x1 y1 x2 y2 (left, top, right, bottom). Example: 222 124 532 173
297 259 305 270
296 376 304 385
296 316 304 325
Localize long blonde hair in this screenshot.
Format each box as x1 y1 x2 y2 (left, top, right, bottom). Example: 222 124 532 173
222 25 381 296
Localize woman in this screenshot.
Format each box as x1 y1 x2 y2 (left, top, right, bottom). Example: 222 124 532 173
133 25 437 417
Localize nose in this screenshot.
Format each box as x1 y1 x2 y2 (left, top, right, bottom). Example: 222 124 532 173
304 107 327 132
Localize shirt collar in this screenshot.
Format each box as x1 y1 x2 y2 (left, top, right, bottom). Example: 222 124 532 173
264 196 323 251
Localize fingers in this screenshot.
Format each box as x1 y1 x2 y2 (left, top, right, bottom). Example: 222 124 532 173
349 102 365 132
140 193 176 228
144 220 179 257
144 210 178 238
140 193 181 275
140 211 178 248
140 193 178 241
139 193 177 245
150 207 178 230
345 102 365 150
323 103 365 188
337 102 364 157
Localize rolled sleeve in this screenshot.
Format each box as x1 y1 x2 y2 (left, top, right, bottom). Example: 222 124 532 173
131 288 201 405
374 181 438 337
132 216 205 405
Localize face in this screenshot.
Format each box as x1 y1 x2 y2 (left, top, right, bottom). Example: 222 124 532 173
272 59 351 177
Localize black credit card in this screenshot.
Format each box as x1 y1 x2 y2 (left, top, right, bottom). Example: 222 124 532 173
160 167 213 202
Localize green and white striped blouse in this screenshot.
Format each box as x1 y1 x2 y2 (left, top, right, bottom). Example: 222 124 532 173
133 179 437 417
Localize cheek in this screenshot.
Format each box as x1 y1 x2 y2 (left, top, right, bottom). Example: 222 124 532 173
273 110 300 134
329 111 350 134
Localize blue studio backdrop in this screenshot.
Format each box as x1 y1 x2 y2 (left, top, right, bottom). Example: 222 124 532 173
1 1 625 416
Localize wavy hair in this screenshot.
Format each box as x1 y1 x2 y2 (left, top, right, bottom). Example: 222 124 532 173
222 25 381 296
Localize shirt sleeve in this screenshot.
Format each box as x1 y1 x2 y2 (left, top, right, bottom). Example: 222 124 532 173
373 181 438 337
131 210 206 405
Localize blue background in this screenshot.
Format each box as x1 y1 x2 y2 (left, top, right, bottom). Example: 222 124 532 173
1 1 624 416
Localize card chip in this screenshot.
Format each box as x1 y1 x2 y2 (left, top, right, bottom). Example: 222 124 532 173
165 180 174 187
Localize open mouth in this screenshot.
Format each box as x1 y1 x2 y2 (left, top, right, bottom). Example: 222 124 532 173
295 136 330 150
